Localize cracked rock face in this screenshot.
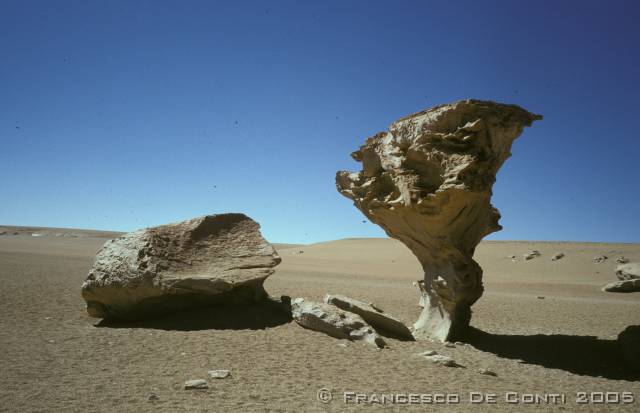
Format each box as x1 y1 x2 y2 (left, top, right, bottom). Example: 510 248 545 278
324 293 413 340
336 99 541 342
82 214 281 320
291 298 386 348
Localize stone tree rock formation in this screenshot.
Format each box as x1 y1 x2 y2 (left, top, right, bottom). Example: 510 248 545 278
336 99 541 342
82 214 281 320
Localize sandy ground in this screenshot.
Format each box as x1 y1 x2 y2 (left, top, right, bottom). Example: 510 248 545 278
0 228 638 412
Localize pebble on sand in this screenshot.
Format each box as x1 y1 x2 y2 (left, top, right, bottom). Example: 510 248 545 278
478 368 497 376
184 379 209 390
423 354 459 367
208 370 231 379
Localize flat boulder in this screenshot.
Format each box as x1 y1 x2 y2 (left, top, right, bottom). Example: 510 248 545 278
602 279 640 293
324 294 414 340
291 298 386 348
81 214 281 320
615 263 640 280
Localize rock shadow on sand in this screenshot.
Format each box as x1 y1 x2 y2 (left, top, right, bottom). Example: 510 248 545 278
95 303 291 331
466 327 639 381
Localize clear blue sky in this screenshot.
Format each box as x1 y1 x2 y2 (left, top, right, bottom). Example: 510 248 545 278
1 0 639 243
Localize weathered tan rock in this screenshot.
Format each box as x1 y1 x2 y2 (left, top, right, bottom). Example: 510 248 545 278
291 298 386 348
81 214 281 320
615 263 640 280
184 379 208 390
602 279 640 293
422 354 459 367
524 250 541 260
616 256 629 264
593 255 608 263
336 99 541 341
323 293 413 339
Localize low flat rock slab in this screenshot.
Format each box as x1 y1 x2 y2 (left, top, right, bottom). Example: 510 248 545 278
324 294 414 340
603 279 640 293
208 370 231 379
291 298 386 348
184 379 208 390
422 354 458 367
82 214 281 320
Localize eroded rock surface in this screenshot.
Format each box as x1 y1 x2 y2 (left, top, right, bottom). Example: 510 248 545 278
82 214 281 320
324 293 413 339
291 298 386 348
524 250 541 260
615 263 640 280
336 99 541 341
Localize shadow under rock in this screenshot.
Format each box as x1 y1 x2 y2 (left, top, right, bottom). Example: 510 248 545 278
465 326 639 381
95 303 292 331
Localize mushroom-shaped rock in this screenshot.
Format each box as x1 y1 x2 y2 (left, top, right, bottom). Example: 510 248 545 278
291 298 386 348
336 99 541 341
81 214 281 320
324 293 414 340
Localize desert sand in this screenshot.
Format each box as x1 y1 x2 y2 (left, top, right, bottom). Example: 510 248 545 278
0 228 638 412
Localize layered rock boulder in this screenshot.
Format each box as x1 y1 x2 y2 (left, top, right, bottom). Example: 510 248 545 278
615 263 640 280
602 263 640 293
81 214 281 320
291 298 386 348
336 99 541 341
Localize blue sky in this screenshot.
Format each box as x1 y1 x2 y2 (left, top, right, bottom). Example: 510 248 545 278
1 0 639 243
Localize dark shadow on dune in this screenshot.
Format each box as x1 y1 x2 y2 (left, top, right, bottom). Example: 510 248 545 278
465 327 639 381
95 303 292 331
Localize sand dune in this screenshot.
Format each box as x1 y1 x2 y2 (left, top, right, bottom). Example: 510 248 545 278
0 230 638 412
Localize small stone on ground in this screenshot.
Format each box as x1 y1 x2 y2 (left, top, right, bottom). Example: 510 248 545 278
423 354 458 367
184 379 208 390
208 370 231 379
